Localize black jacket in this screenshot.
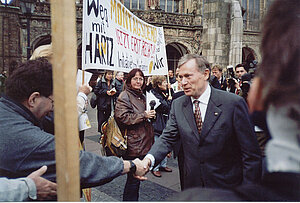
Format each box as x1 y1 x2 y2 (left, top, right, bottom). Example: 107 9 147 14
171 172 300 201
114 78 124 99
150 88 171 135
210 76 227 91
169 76 176 84
94 77 116 110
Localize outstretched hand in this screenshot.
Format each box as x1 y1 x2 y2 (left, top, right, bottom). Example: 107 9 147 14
28 166 57 200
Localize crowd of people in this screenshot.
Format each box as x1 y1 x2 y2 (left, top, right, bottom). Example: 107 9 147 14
0 0 299 201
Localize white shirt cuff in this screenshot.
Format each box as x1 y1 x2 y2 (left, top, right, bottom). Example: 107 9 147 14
23 178 37 200
145 154 155 170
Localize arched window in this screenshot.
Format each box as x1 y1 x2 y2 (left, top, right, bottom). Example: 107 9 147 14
242 47 256 71
166 43 188 72
32 35 51 51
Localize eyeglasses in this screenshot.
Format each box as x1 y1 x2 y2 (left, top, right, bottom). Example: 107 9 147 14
132 77 144 82
41 95 54 110
46 97 54 109
47 97 54 104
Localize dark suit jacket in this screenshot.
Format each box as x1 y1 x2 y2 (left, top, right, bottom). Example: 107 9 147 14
148 86 262 190
210 76 227 91
170 172 300 201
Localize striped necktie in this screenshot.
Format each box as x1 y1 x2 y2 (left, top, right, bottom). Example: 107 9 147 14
193 100 202 135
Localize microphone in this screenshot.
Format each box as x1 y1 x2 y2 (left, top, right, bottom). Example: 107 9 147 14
150 100 156 110
149 100 156 121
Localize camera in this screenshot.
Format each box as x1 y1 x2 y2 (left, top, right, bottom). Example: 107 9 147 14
240 73 251 92
248 60 258 79
225 65 236 89
226 65 235 79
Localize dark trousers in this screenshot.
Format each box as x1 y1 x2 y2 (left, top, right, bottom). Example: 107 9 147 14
177 146 185 191
97 107 111 133
123 155 144 201
79 130 84 145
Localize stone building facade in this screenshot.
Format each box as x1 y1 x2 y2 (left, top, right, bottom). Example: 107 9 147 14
0 0 273 74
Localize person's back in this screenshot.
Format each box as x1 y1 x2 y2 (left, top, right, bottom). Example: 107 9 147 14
0 59 146 198
0 97 56 180
0 59 57 180
0 94 128 189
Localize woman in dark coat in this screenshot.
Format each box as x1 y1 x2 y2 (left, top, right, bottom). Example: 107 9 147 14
114 68 155 201
94 70 116 133
150 75 172 177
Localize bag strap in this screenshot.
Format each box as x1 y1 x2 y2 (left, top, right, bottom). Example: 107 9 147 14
110 97 114 117
110 81 118 117
107 140 118 156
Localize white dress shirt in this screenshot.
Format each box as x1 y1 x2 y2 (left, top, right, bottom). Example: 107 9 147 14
191 84 211 121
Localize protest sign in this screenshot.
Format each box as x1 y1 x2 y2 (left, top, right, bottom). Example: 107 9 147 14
82 0 168 76
78 112 91 131
76 69 93 88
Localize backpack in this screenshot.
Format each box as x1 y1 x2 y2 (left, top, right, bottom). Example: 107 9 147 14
101 115 127 157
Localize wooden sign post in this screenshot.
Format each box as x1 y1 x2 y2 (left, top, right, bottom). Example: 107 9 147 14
51 0 80 201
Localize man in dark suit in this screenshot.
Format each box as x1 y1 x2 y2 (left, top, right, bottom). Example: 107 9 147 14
114 71 124 98
210 64 227 91
142 54 261 190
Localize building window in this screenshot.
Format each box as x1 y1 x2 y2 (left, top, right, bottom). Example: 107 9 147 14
166 44 186 72
160 0 179 13
139 0 145 10
242 0 260 31
266 0 273 10
124 0 130 8
124 0 145 10
132 0 138 9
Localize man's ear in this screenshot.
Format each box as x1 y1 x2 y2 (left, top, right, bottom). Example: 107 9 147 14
248 77 264 113
27 92 40 108
204 69 210 80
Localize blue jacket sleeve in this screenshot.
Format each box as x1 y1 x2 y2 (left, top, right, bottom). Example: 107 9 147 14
16 132 124 189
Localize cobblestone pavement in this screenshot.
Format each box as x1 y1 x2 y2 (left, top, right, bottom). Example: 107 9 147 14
83 97 181 201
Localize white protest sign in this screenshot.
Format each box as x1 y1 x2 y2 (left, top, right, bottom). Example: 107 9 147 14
76 69 93 90
78 112 91 131
146 91 160 111
82 0 168 76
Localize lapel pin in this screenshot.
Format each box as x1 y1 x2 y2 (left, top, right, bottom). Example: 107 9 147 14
214 112 218 116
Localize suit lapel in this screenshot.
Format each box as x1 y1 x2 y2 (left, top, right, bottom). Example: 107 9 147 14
200 87 222 141
182 96 201 142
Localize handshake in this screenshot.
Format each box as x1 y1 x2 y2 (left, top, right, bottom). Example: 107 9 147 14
124 157 152 180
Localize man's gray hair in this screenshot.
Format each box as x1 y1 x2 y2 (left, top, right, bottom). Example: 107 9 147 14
116 71 123 76
178 54 211 72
